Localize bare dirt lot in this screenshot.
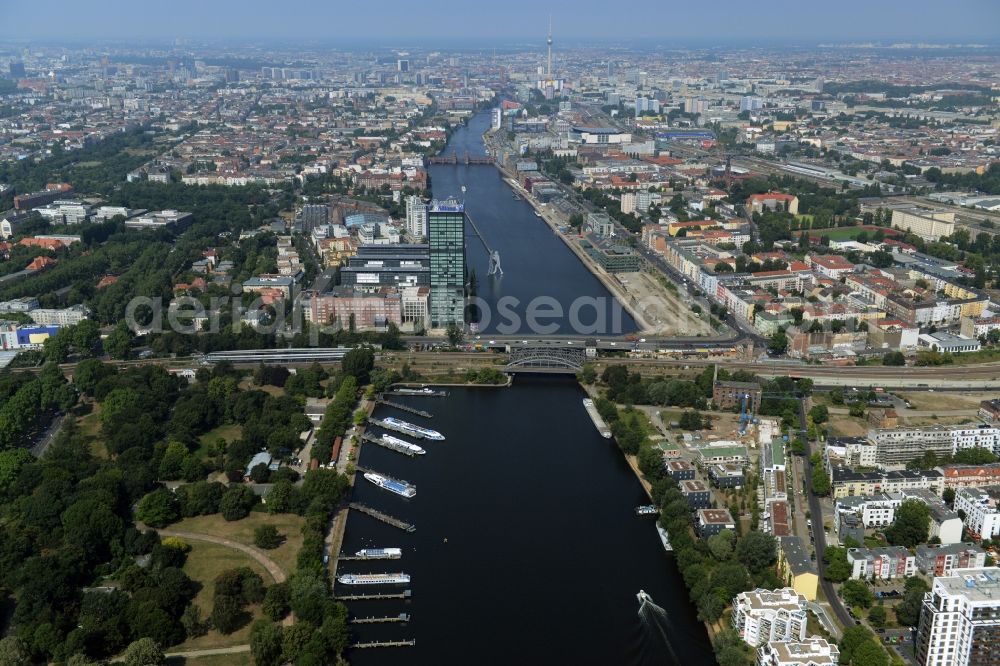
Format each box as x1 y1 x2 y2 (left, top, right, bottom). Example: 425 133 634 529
613 271 715 337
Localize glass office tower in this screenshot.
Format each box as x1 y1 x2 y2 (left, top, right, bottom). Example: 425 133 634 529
427 198 466 329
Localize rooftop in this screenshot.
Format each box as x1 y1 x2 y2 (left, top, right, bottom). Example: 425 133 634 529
934 567 1000 603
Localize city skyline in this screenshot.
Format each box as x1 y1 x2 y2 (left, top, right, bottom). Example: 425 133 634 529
5 0 1000 45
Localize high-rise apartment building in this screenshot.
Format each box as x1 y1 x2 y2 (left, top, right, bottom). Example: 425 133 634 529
427 198 466 329
915 567 1000 666
405 195 428 240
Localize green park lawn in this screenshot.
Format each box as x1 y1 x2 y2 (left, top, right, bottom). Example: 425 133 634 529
170 512 306 577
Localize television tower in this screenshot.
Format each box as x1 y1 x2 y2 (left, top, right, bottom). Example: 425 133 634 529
546 16 553 79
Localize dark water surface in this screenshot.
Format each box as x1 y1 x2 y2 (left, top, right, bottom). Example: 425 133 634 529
429 112 638 336
340 376 712 665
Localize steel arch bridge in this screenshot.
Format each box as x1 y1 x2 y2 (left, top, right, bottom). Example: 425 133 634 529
504 346 586 373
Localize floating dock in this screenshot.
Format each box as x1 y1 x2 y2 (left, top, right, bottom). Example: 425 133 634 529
336 590 412 601
349 502 416 532
361 434 419 457
582 398 612 438
351 613 411 624
375 397 433 418
350 640 415 649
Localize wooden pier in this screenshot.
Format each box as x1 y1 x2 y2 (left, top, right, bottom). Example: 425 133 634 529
351 613 411 624
349 502 416 532
360 433 418 457
375 397 433 418
336 590 412 601
350 639 416 649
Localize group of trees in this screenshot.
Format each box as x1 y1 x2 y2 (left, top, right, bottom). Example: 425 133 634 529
600 364 711 409
0 364 75 449
654 475 780 666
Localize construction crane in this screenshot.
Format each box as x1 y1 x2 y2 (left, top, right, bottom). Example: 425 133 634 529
738 393 753 436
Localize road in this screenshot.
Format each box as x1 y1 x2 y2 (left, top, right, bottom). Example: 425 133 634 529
30 413 65 458
165 645 251 659
798 397 855 630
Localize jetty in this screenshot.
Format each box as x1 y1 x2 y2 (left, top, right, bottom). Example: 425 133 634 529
375 397 433 418
350 639 416 649
349 502 416 532
336 590 411 601
582 398 612 438
360 433 419 457
351 613 411 624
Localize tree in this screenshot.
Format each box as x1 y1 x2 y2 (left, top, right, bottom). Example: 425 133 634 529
219 485 256 521
211 594 247 635
811 467 831 496
849 402 866 418
885 499 930 548
135 489 180 528
842 579 874 608
882 351 905 366
735 531 777 572
850 639 888 666
707 529 735 560
254 525 284 550
341 347 375 384
896 578 930 626
104 322 133 360
943 487 956 505
823 546 851 582
120 638 165 666
0 637 31 666
768 330 788 355
808 405 829 424
263 582 291 621
445 323 463 346
868 605 887 629
250 620 283 666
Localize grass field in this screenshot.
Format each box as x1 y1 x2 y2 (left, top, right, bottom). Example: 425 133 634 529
174 541 269 652
196 424 243 458
170 513 305 576
167 655 248 666
827 417 869 437
76 406 108 458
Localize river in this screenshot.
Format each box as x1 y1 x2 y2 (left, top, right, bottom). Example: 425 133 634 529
429 111 638 336
339 377 713 665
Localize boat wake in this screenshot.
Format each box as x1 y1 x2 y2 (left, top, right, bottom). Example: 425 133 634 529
636 590 681 665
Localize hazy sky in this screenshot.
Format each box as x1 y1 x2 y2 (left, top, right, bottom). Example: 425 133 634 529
6 0 1000 45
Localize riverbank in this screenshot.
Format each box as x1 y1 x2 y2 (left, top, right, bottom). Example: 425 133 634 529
325 395 373 580
495 169 658 335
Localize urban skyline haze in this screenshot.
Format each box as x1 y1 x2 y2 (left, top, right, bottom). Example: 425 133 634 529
6 0 1000 45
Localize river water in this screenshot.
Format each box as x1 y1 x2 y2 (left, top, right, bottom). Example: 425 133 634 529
336 114 709 665
429 111 638 336
339 377 713 665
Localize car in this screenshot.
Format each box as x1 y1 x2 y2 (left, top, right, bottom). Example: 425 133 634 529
489 340 495 344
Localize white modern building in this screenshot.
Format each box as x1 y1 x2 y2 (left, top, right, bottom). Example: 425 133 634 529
757 637 839 666
955 487 1000 541
915 567 1000 666
731 588 809 647
404 195 427 240
28 305 89 326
